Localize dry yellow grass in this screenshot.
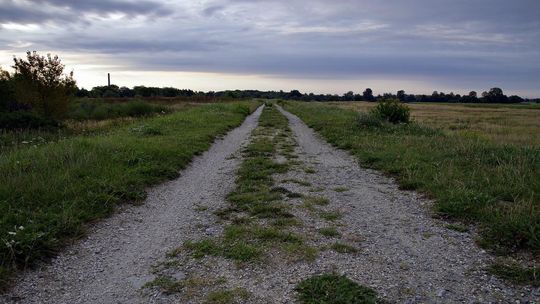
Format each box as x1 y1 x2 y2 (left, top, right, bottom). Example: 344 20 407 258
332 102 540 146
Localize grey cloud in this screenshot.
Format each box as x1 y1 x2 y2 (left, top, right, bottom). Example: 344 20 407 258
0 0 172 24
202 5 225 17
1 0 539 95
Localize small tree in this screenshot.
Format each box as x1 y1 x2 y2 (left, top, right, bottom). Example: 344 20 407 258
343 91 354 101
363 88 374 101
12 51 76 118
397 90 406 101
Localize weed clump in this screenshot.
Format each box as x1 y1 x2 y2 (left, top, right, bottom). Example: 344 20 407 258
318 227 340 237
296 274 383 304
206 288 250 303
488 260 539 287
330 242 358 254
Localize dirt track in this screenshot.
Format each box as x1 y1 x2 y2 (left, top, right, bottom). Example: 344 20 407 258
1 107 263 304
2 105 538 303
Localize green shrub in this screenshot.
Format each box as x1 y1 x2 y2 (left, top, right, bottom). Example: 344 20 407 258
0 111 63 131
370 99 410 124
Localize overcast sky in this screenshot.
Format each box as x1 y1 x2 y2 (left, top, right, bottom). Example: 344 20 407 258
1 0 539 96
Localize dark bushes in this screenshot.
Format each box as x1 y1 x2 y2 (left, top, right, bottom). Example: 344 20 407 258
68 100 169 120
0 111 63 131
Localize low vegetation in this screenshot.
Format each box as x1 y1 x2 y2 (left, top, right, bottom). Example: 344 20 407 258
318 227 340 238
0 111 64 131
205 288 250 304
488 260 539 287
68 99 170 121
0 102 257 288
296 274 383 304
337 101 540 146
330 243 358 254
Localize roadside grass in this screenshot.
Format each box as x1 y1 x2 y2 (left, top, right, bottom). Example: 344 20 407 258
281 101 539 256
488 260 539 287
0 102 258 289
145 276 186 294
446 223 469 233
296 274 384 304
304 196 330 206
284 101 540 284
205 288 250 304
282 178 312 187
318 227 341 238
319 211 343 222
330 242 358 254
0 100 191 152
184 105 317 263
146 275 228 298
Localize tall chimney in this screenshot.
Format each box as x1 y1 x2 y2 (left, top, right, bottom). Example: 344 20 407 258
108 73 111 86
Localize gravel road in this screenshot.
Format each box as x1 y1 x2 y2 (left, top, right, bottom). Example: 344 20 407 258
276 106 538 303
2 104 538 303
0 106 263 304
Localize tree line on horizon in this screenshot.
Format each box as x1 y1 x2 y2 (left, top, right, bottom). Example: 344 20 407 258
2 51 538 122
78 85 536 104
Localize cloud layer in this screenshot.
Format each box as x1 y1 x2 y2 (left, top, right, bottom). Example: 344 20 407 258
1 0 539 95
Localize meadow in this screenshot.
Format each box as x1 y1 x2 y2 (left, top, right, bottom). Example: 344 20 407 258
334 101 540 146
0 101 258 288
282 101 540 258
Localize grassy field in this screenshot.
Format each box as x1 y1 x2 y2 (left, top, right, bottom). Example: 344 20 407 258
334 101 540 146
282 101 539 258
0 101 258 288
0 99 199 152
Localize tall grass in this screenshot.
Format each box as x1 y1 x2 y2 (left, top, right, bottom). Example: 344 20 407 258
0 102 258 288
282 101 540 254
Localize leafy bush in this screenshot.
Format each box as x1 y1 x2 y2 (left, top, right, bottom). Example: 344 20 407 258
0 111 63 131
370 99 410 124
68 100 169 121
